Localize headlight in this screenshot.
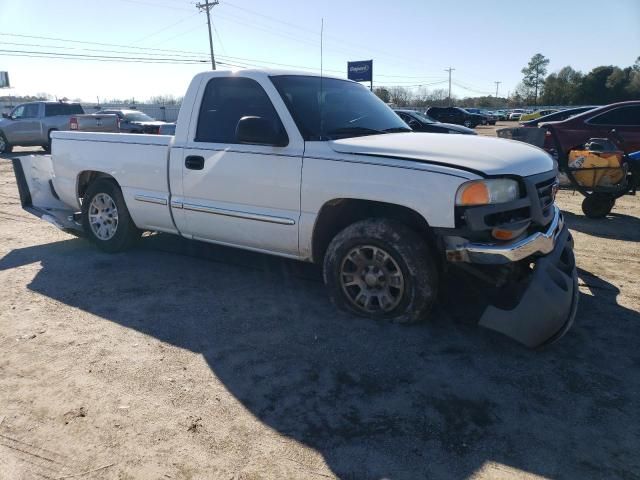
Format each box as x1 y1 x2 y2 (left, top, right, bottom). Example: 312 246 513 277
455 179 519 206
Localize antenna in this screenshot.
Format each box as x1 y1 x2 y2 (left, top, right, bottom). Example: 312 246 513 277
320 18 324 140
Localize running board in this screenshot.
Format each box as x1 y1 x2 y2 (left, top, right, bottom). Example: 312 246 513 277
11 156 84 234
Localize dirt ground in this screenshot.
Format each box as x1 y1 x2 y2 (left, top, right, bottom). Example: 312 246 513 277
0 139 639 480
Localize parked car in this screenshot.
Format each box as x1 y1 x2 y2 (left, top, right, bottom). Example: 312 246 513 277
394 109 476 135
94 109 167 134
520 109 559 122
464 108 496 125
520 106 596 127
11 69 578 348
508 109 528 121
542 101 640 158
493 110 508 121
159 123 176 135
426 106 485 128
0 101 84 153
69 112 119 133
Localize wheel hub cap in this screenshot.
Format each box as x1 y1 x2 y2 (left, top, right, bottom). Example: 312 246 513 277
340 245 405 313
88 193 119 241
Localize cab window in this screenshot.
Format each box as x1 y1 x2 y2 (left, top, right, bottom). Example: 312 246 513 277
196 77 285 144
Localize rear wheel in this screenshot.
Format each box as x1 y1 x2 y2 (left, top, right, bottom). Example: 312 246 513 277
323 219 438 324
581 194 615 219
0 132 12 154
81 178 140 252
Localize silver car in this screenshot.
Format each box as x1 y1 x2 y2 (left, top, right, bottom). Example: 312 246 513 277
0 101 85 153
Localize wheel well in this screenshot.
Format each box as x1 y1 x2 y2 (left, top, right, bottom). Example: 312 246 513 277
311 199 436 264
77 171 117 201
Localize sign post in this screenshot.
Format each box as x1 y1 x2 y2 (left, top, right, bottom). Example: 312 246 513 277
348 60 373 91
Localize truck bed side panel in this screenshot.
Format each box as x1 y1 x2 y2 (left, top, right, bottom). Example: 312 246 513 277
51 131 177 233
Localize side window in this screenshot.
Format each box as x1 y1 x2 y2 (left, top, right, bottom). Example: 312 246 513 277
11 105 25 119
23 104 40 118
589 106 640 126
66 104 84 115
195 77 285 144
45 104 61 117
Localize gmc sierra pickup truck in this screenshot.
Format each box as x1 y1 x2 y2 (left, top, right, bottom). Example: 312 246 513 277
10 69 578 347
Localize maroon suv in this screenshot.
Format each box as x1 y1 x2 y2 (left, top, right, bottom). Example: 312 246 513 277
542 101 640 159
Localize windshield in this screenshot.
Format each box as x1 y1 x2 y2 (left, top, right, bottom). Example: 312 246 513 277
124 112 154 122
270 75 410 140
411 111 437 124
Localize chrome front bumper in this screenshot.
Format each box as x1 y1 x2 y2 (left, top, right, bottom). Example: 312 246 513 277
445 206 564 265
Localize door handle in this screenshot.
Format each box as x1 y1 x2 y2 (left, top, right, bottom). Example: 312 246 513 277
185 155 205 170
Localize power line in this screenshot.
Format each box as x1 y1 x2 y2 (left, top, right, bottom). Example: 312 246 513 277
133 12 199 43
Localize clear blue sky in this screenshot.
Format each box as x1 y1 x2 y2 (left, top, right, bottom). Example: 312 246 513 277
0 0 638 101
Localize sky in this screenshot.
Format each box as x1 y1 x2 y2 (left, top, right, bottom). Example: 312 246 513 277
0 0 638 102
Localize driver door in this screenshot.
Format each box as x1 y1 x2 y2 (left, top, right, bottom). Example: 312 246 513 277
4 104 41 145
176 75 304 256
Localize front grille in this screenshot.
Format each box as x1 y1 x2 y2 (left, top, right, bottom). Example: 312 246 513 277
536 176 557 217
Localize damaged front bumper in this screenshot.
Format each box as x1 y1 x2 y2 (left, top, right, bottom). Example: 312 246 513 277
445 207 579 348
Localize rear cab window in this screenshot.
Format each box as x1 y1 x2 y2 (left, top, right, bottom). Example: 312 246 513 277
195 76 285 144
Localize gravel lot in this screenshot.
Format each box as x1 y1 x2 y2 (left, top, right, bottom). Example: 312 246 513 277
1 139 639 480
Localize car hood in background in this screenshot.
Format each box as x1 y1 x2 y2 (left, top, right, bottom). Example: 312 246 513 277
437 122 477 134
329 132 554 177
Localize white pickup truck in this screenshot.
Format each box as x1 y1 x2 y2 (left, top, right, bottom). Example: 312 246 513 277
10 69 578 347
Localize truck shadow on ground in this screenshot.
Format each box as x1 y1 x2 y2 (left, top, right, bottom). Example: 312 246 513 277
2 234 639 479
563 210 640 242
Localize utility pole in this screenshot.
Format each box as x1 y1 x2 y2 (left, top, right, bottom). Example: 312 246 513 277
444 67 455 105
494 81 501 98
196 0 219 70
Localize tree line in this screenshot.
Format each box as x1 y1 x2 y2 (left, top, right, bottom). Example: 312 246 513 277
375 55 640 108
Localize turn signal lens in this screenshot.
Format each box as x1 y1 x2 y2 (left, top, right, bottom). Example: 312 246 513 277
457 182 489 205
455 179 519 206
492 228 517 240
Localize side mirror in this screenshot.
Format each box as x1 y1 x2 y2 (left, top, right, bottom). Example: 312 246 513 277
235 116 288 147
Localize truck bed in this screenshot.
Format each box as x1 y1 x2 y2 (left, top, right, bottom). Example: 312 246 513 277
43 131 176 233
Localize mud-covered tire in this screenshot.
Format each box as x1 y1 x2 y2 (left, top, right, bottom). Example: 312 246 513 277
81 178 140 252
0 132 12 154
582 194 615 219
323 218 439 324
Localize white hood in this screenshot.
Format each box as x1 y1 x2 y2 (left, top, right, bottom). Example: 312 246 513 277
329 132 554 177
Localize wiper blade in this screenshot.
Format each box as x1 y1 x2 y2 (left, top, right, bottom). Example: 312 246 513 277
383 127 412 133
325 126 384 139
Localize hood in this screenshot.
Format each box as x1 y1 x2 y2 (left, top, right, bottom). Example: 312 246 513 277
0 117 11 128
329 132 554 177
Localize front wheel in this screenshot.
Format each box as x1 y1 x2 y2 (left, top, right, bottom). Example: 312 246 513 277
81 178 141 252
323 219 439 324
463 120 473 128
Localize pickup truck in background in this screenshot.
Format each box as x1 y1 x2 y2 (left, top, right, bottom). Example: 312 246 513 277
70 109 168 134
10 69 578 348
0 101 84 153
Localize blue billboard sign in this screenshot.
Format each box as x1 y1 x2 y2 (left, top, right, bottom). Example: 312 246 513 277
348 60 373 82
